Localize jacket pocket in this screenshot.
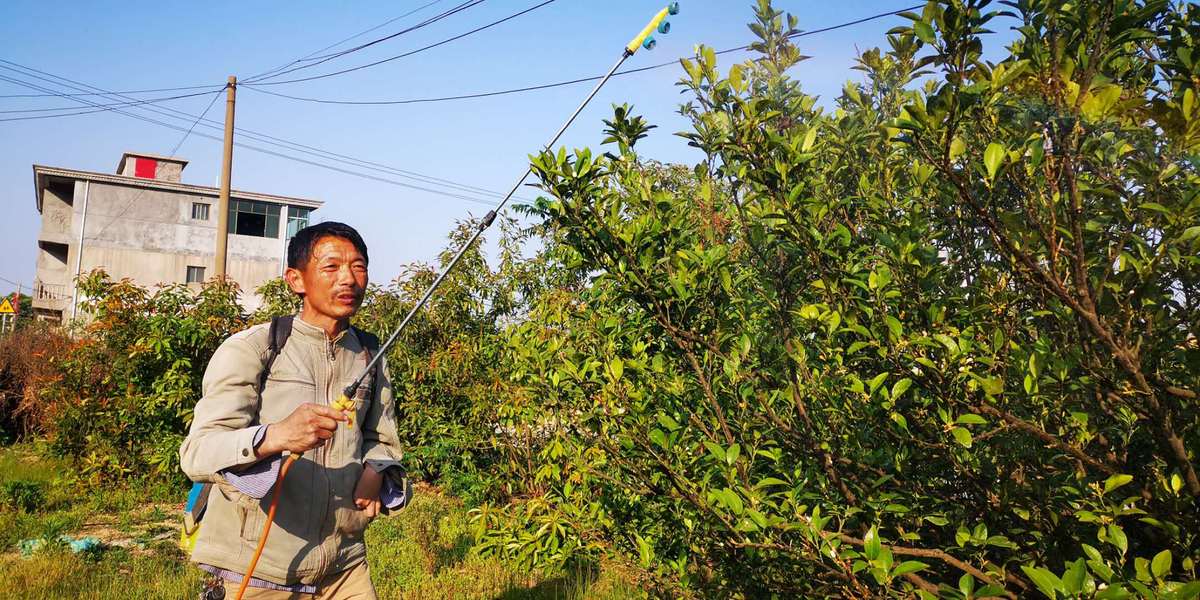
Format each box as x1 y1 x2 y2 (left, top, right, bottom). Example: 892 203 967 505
336 504 373 537
236 497 264 542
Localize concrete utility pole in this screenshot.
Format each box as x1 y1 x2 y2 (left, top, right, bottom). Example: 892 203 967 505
214 76 237 279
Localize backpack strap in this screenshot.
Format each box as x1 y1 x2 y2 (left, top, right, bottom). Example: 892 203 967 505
351 326 382 398
259 315 294 395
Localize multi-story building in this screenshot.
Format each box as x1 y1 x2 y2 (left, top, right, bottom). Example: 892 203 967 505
31 151 322 321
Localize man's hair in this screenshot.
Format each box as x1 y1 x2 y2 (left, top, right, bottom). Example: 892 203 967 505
287 221 369 270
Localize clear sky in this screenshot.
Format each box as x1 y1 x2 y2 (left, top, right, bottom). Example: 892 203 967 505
0 1 993 297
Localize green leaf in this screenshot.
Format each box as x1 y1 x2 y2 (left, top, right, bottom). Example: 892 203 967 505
1107 524 1128 555
802 126 818 152
756 477 789 489
864 525 881 561
984 142 1006 182
1021 565 1065 599
723 489 744 515
1063 558 1087 594
1104 474 1133 493
933 333 959 354
649 429 667 449
949 137 966 160
891 378 913 399
952 427 973 448
1152 549 1172 579
657 413 679 430
609 357 624 380
1135 557 1152 583
885 315 903 339
869 372 889 395
726 443 740 466
892 561 928 578
704 441 726 464
1165 581 1200 600
913 21 936 44
959 573 975 596
746 507 768 530
1180 225 1200 245
956 414 987 426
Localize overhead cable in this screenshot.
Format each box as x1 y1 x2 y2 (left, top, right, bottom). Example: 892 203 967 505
0 87 222 114
3 73 496 206
0 62 520 204
0 82 222 98
245 0 450 82
247 0 557 86
243 4 921 104
246 0 486 83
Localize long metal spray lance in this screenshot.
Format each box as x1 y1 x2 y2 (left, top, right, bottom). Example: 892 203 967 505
335 2 681 410
237 7 680 598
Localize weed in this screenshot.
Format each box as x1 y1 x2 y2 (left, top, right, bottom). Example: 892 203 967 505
0 480 44 512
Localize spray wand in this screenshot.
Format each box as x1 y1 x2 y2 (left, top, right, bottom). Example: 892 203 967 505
235 5 680 599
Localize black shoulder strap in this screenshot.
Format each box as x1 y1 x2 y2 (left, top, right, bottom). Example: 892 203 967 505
259 315 294 394
352 326 380 354
351 326 382 395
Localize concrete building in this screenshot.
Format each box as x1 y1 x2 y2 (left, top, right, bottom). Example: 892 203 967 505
32 151 322 322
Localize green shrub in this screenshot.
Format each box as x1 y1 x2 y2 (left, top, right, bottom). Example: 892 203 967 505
34 272 246 483
477 0 1200 596
0 480 44 512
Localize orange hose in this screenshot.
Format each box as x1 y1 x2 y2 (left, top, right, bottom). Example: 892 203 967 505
235 452 301 600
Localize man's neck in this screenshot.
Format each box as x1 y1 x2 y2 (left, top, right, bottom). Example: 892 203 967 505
299 305 350 338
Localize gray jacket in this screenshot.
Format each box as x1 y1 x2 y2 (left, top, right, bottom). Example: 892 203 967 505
179 317 403 585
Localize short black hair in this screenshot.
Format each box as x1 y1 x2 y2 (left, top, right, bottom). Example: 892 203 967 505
287 221 369 270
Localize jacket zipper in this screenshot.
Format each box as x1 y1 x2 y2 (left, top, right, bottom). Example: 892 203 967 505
315 336 337 577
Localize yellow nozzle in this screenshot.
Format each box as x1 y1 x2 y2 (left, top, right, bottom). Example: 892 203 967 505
332 393 356 428
626 7 670 54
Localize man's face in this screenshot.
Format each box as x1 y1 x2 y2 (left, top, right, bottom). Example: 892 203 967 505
286 235 368 320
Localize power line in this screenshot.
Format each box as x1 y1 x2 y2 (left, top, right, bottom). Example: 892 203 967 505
0 62 524 203
0 274 32 289
0 86 221 114
3 72 500 209
245 0 450 82
248 0 557 87
1 61 517 201
0 83 222 98
246 0 486 84
243 4 922 105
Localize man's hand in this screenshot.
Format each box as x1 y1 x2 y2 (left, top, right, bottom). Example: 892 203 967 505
354 464 383 517
259 403 347 456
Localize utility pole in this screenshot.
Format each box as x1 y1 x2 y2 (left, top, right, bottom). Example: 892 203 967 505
214 76 237 280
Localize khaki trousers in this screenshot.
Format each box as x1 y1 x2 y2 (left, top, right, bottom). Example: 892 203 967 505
223 561 377 600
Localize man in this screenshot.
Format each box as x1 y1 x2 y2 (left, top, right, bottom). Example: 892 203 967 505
180 222 405 599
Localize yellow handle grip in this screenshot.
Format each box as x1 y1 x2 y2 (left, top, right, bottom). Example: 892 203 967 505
332 393 356 428
626 7 670 54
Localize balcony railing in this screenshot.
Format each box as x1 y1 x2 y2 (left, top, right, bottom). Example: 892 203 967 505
34 280 68 301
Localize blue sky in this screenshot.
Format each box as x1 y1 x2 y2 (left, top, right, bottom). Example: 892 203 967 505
0 1 1006 297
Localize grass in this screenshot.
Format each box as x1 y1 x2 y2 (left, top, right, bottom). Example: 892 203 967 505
365 489 645 600
0 545 204 600
0 444 645 599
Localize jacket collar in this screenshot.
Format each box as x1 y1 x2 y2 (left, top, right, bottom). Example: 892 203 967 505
291 314 351 347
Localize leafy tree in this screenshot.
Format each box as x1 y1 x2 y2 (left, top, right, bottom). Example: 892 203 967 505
35 271 246 483
477 1 1200 597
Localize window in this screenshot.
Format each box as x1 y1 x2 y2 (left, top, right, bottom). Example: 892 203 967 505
186 266 205 284
191 202 210 220
286 207 312 239
227 199 280 238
